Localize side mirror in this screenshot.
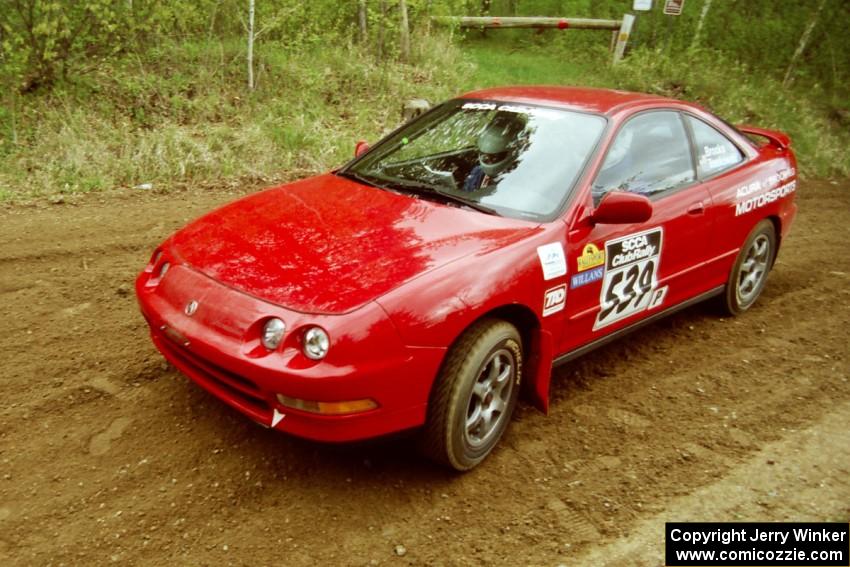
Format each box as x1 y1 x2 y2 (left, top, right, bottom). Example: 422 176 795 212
402 98 431 122
354 140 370 158
590 191 653 225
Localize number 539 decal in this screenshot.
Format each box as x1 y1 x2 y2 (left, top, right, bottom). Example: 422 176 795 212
594 227 667 330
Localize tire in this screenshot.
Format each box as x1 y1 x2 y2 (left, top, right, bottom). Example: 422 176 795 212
420 319 522 471
721 220 777 315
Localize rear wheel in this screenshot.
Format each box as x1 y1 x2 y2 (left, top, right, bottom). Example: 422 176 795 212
722 220 776 315
421 319 522 471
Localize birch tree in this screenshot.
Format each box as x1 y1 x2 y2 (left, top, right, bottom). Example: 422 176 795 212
399 0 410 61
357 0 367 44
690 0 713 49
247 0 255 90
783 0 828 87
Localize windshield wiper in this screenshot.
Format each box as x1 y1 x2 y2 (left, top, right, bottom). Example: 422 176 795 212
337 170 383 189
383 179 499 215
433 188 499 215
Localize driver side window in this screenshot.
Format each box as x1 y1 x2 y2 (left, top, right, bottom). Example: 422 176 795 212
593 111 695 204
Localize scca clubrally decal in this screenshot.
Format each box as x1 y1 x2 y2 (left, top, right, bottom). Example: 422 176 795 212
594 227 666 330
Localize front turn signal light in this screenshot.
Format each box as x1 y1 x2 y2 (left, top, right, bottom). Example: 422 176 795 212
275 394 377 416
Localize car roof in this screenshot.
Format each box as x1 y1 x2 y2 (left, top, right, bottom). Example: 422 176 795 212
459 86 681 116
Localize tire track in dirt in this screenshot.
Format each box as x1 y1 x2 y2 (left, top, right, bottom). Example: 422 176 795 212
574 400 850 566
0 180 847 566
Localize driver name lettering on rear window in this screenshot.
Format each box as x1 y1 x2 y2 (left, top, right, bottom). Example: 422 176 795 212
594 228 666 330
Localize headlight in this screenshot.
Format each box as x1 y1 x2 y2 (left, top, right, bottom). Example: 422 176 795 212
303 327 329 360
159 262 170 278
261 318 286 350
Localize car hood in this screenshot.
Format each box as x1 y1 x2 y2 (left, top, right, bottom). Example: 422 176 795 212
167 174 540 314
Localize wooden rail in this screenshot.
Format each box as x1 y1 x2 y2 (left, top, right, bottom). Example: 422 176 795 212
431 16 622 31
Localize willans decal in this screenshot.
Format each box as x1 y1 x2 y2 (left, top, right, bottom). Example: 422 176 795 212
570 266 604 289
594 228 667 330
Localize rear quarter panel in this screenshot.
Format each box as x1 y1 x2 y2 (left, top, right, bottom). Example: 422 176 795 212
703 141 797 287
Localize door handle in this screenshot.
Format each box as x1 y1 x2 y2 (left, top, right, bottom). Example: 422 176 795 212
687 201 705 215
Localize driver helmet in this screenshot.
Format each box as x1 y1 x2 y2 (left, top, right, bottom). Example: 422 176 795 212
477 111 527 177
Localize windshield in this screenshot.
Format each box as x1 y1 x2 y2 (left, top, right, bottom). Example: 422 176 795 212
341 99 607 221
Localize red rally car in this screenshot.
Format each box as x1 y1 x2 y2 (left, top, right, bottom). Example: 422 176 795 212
136 87 797 470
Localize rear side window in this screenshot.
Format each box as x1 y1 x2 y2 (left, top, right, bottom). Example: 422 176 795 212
593 111 695 203
686 115 744 177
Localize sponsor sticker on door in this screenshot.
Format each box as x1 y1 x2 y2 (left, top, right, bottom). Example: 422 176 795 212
594 228 664 330
577 243 605 272
542 284 567 317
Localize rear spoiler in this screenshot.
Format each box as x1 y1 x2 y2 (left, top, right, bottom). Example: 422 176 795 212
737 125 791 150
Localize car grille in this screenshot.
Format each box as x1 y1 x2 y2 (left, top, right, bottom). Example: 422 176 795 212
157 333 271 414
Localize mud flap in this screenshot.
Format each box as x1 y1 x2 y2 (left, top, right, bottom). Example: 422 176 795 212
526 328 554 414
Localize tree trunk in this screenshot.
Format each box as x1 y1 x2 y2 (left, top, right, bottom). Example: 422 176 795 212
399 0 410 61
357 0 367 44
783 0 828 88
377 0 386 60
691 0 713 49
247 0 255 90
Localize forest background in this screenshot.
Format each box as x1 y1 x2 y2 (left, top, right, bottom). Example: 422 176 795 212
0 0 847 201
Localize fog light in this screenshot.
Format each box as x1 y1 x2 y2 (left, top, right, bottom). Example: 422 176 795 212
303 327 329 360
276 394 377 415
262 318 286 350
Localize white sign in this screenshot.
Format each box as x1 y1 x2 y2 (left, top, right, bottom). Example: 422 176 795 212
633 0 653 11
663 0 685 15
536 243 567 281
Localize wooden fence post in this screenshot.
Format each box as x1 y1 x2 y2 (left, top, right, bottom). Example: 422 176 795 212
613 14 635 64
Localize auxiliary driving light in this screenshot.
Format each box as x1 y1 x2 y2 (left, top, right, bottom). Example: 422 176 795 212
302 327 330 360
276 394 377 415
261 318 287 350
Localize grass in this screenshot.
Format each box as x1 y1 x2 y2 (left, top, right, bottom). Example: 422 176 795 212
459 40 594 88
460 40 850 180
0 35 471 201
0 34 847 202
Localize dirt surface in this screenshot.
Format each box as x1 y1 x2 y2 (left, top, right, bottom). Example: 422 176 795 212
1 179 848 566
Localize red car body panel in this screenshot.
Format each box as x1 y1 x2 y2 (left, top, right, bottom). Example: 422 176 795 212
136 87 798 442
166 174 540 315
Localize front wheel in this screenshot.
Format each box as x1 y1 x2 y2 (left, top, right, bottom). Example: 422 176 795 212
722 220 776 315
420 319 522 471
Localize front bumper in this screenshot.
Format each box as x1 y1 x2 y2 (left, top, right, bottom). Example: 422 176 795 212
136 263 445 442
